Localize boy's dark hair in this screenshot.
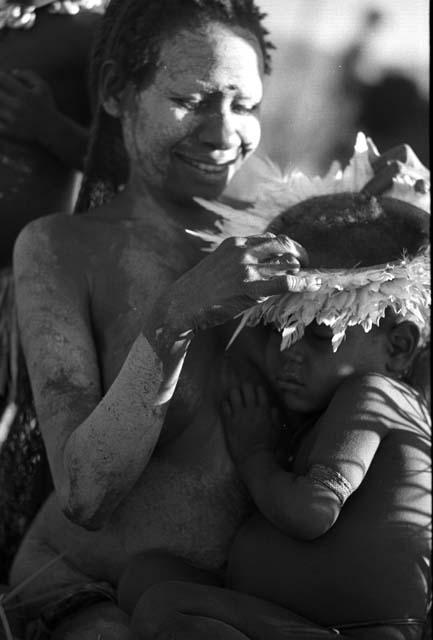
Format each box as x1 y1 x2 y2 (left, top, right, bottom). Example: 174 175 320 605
76 0 274 212
267 192 429 268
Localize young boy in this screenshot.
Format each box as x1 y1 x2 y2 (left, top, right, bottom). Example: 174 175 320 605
220 191 431 638
123 190 431 639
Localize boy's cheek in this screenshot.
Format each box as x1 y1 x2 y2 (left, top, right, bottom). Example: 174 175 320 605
334 362 358 377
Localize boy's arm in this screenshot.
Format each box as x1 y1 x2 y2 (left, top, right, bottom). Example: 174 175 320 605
223 375 401 540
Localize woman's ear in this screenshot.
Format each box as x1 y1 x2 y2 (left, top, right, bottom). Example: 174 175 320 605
99 60 127 118
385 321 420 377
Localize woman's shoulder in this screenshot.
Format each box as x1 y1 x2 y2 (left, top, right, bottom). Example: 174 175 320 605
15 211 83 251
13 212 99 281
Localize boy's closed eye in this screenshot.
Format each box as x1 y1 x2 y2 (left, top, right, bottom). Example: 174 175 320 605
305 323 333 343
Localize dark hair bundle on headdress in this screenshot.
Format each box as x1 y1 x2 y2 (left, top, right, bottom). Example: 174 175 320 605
75 0 274 213
266 192 430 269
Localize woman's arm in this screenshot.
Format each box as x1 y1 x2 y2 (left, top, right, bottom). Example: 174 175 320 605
13 216 191 530
222 376 402 540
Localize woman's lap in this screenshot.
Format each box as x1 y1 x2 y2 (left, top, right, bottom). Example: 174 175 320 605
129 580 427 640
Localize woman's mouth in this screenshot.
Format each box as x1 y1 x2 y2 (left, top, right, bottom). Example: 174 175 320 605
175 153 237 176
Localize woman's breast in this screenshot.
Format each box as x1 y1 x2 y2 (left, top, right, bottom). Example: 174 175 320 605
114 449 250 570
38 412 250 581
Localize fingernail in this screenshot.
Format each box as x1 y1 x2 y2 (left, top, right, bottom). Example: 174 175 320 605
305 276 322 291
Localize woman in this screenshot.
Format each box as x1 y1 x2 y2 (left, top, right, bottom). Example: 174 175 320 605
8 0 426 638
9 2 314 638
0 0 103 268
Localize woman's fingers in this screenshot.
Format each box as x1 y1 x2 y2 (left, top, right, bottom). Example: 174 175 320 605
246 234 309 267
247 271 322 297
243 263 300 282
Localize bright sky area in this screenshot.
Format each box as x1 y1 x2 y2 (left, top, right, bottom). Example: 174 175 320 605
257 0 429 89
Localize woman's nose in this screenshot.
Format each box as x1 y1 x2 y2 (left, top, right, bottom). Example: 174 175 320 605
197 111 239 151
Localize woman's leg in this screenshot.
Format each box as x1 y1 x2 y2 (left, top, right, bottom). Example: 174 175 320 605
10 533 129 640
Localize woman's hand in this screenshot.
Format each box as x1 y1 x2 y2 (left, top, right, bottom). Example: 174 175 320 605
167 233 320 332
221 382 280 466
363 139 430 196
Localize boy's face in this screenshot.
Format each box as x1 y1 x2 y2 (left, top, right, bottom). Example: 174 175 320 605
264 321 390 413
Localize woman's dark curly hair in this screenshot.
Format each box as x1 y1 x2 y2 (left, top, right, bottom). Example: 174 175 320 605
76 0 274 212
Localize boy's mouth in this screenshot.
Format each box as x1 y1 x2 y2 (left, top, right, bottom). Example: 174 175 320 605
276 375 305 389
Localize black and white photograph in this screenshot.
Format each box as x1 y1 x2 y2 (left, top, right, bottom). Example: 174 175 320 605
0 1 430 638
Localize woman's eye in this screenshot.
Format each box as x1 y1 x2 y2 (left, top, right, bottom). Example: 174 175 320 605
232 103 258 114
172 97 201 111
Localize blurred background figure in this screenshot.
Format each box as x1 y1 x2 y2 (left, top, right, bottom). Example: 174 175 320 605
334 6 429 168
228 0 428 199
0 0 104 269
0 0 104 582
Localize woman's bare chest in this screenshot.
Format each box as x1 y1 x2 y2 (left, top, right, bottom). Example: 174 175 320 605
89 235 198 386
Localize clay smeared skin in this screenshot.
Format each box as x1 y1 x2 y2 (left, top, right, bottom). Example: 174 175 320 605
12 210 249 583
120 24 263 203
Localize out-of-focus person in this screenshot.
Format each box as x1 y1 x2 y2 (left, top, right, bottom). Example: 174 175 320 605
0 0 103 268
331 7 429 169
357 71 429 168
0 0 103 584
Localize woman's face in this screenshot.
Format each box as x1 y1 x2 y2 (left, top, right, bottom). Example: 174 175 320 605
121 21 264 202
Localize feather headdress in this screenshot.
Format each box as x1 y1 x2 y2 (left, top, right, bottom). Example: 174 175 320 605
190 133 430 352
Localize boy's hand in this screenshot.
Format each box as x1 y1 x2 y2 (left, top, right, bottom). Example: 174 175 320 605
363 139 429 195
221 382 280 466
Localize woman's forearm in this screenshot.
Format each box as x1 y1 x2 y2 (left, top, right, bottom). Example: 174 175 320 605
62 325 193 529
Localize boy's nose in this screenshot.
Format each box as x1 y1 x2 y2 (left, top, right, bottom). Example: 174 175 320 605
281 340 305 365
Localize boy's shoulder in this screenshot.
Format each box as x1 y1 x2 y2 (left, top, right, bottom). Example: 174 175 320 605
334 373 430 437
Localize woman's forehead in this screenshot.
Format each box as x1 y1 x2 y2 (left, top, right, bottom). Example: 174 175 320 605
153 22 264 96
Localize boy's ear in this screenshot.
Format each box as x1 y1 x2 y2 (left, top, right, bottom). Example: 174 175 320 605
99 60 127 118
386 321 420 376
